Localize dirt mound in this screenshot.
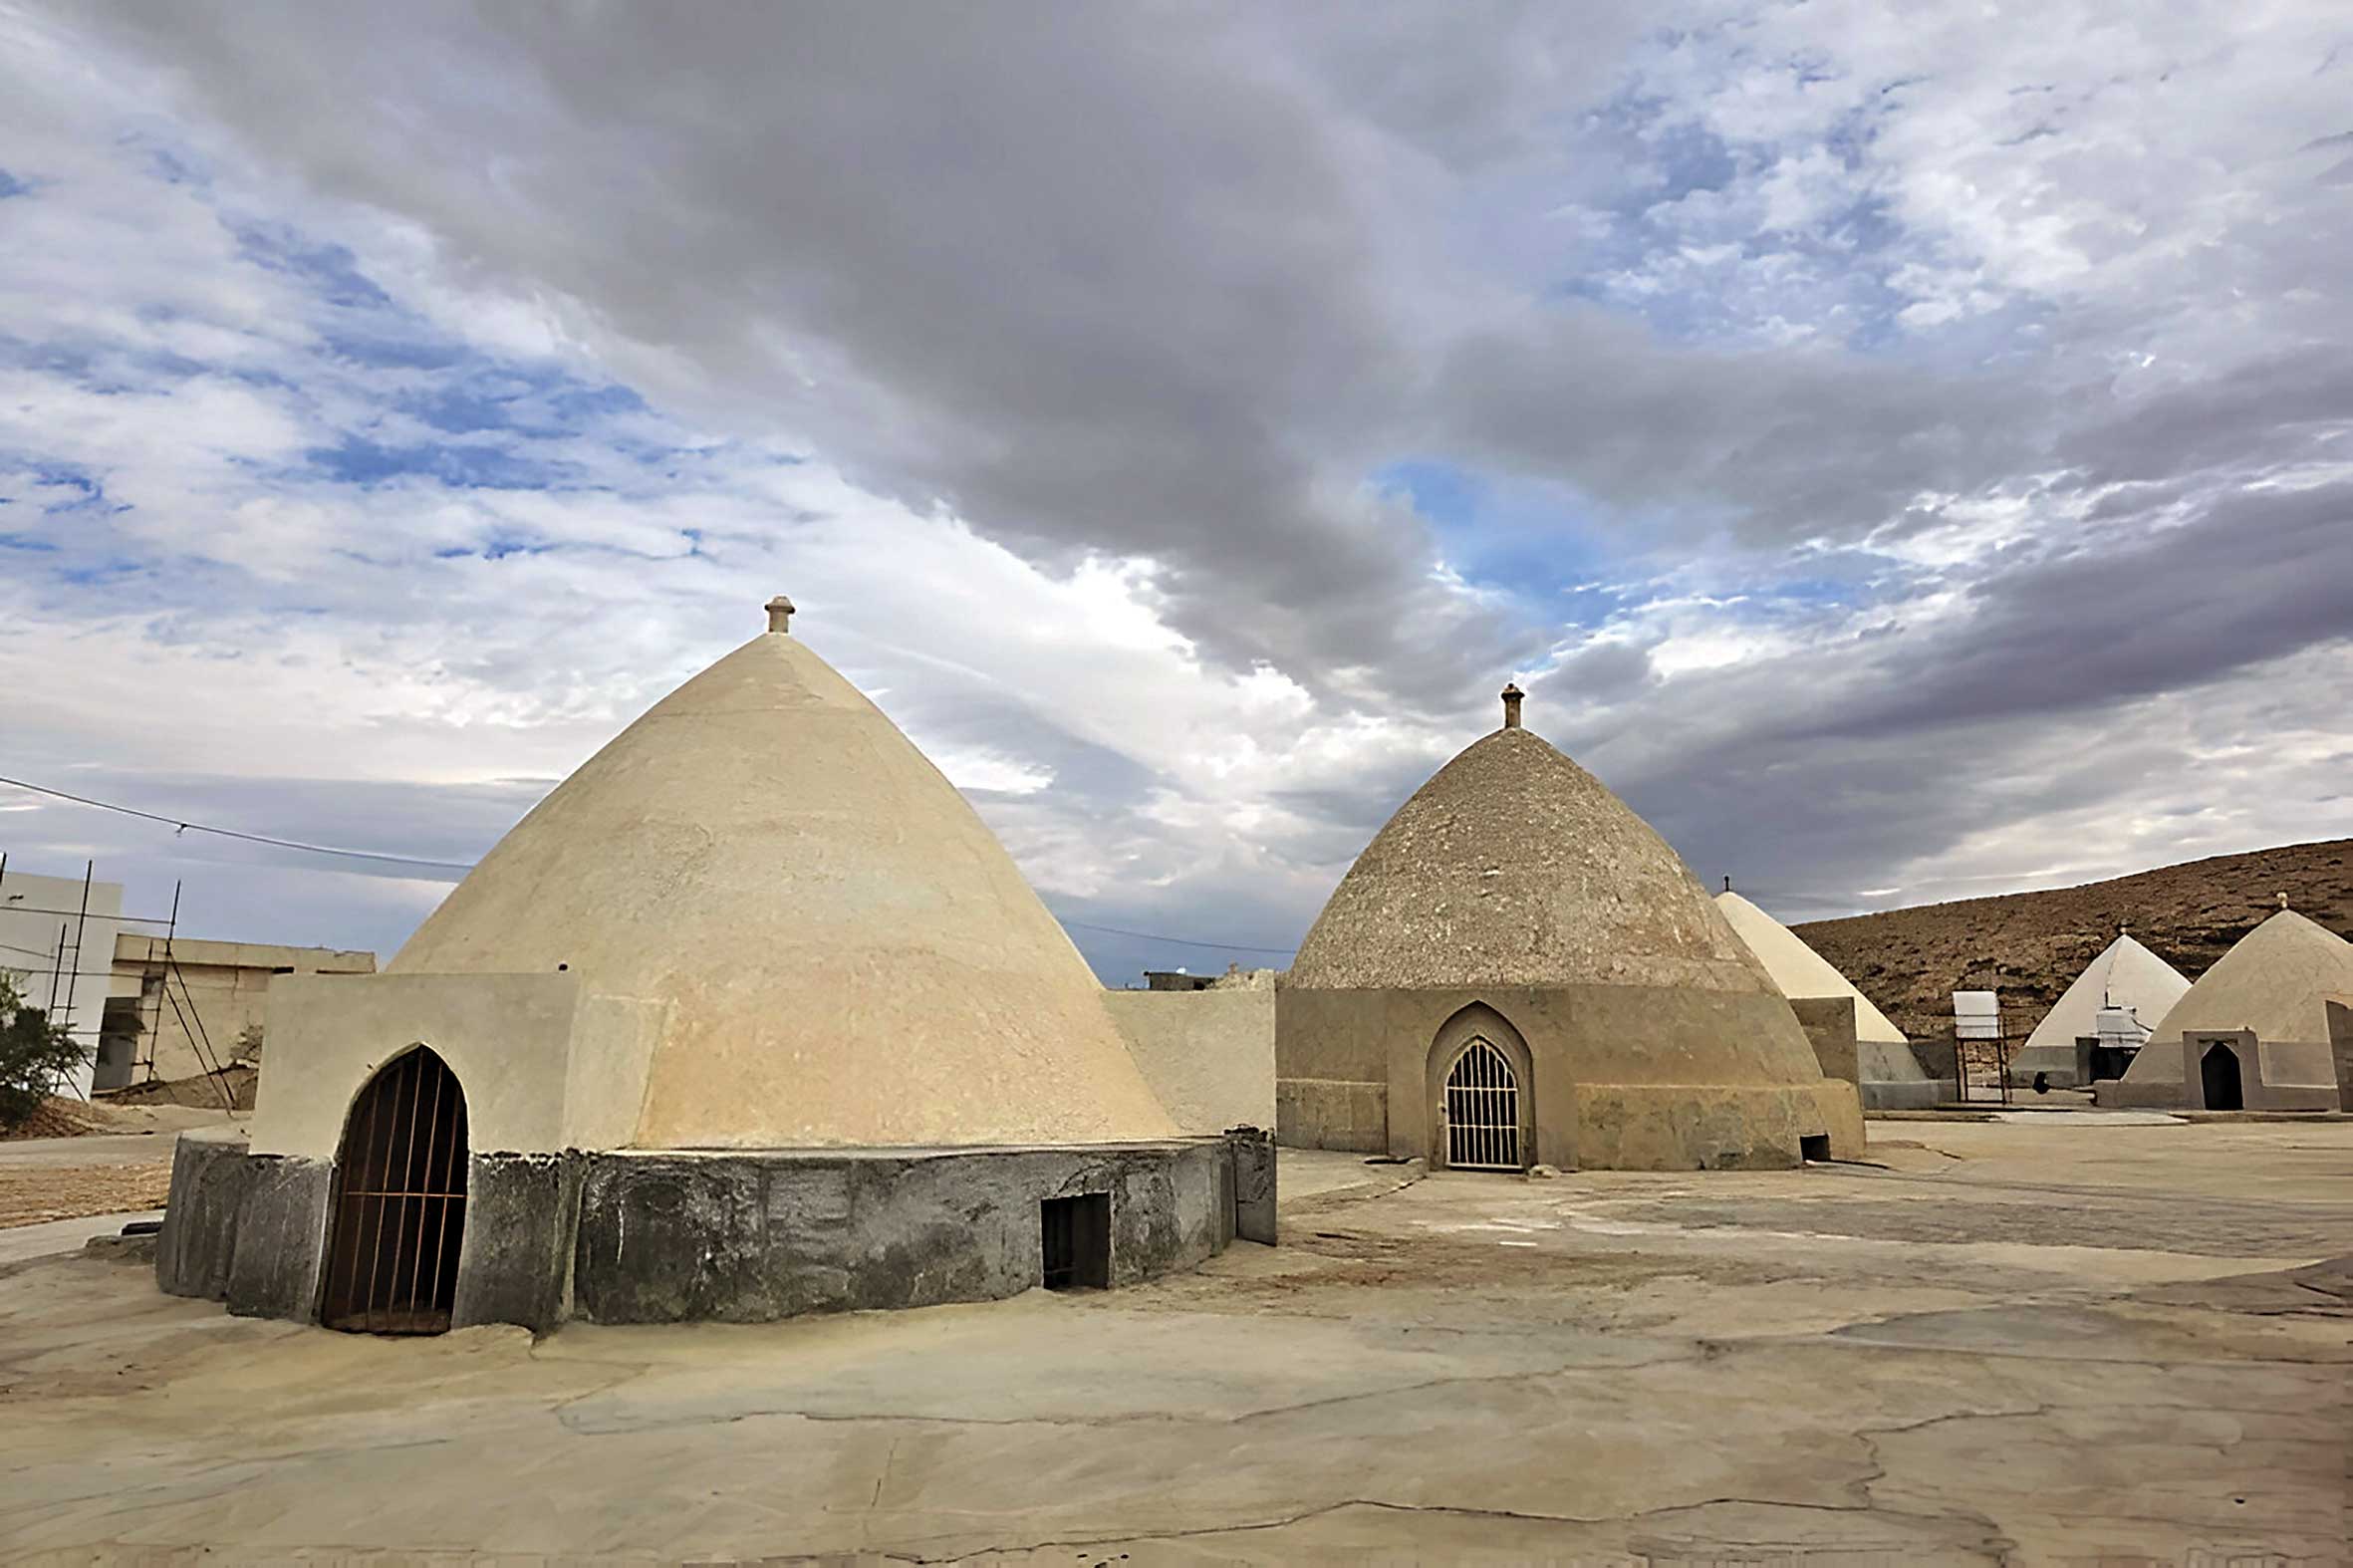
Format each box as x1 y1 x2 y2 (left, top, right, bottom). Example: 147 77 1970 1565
101 1066 256 1112
0 1099 114 1142
1793 839 2353 1043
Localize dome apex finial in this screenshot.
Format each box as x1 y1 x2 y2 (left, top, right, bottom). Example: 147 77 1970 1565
765 595 796 634
1500 681 1524 729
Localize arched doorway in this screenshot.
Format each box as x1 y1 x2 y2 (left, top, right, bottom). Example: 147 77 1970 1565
320 1047 468 1334
1442 1037 1524 1171
2200 1043 2244 1112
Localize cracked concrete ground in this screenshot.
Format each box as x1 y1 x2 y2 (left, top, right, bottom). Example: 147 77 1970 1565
0 1119 2346 1564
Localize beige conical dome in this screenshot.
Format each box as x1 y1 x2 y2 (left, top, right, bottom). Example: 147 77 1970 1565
2119 910 2353 1088
1290 726 1776 995
1714 891 1909 1044
392 615 1176 1149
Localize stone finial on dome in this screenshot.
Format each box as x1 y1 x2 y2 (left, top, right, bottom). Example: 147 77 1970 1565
765 595 796 635
1500 681 1525 730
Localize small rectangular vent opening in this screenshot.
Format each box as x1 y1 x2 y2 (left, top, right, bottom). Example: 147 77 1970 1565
1040 1193 1111 1290
1799 1135 1832 1163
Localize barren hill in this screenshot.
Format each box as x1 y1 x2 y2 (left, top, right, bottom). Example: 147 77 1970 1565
1792 839 2353 1043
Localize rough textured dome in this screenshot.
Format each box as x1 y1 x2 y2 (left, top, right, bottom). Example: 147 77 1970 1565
2121 910 2353 1085
1715 891 1909 1044
2019 932 2190 1056
392 623 1176 1149
1289 727 1775 992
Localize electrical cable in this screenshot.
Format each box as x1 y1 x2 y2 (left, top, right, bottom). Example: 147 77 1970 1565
0 774 476 872
3 773 1302 955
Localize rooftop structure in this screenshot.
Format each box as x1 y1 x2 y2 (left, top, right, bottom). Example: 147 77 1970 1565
2005 930 2189 1089
158 598 1266 1337
1277 686 1862 1171
2099 910 2349 1110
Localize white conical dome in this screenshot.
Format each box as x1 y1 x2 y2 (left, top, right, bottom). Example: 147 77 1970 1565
392 608 1176 1150
1713 891 1909 1045
2119 910 2353 1088
2019 932 2190 1056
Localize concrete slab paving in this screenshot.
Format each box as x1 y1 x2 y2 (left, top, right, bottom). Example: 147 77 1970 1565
0 1127 2344 1564
0 1211 160 1268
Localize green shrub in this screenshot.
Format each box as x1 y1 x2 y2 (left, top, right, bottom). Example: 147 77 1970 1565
0 970 88 1130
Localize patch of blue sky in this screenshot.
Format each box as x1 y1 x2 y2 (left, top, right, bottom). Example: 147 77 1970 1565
434 531 553 562
140 142 209 187
1551 74 1949 352
0 460 116 521
1376 458 1648 624
402 367 648 440
231 221 393 311
303 434 587 490
28 463 103 508
319 330 469 373
56 556 147 586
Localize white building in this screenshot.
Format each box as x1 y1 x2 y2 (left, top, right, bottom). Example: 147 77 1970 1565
0 866 128 1099
2006 931 2189 1088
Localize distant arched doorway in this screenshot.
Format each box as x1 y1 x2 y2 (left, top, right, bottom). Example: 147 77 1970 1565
1442 1038 1524 1171
2200 1043 2244 1112
320 1047 468 1334
1426 1004 1534 1173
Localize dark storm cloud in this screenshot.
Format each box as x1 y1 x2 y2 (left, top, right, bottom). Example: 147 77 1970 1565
76 1 1534 705
1433 307 2046 543
68 0 2021 707
1896 480 2353 727
2062 347 2353 486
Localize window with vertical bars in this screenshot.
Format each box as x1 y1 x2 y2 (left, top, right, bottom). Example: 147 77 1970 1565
320 1047 468 1335
1443 1037 1522 1172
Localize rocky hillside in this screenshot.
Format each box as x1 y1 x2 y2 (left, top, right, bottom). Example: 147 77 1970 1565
1792 840 2353 1042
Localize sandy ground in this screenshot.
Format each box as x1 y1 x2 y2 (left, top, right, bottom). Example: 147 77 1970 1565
0 1116 237 1230
0 1119 2346 1564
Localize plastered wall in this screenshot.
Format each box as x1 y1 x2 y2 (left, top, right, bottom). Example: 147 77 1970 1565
1103 987 1274 1135
247 972 658 1159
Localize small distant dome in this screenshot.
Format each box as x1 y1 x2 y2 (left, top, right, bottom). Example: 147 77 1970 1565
1289 727 1773 994
2136 910 2353 1055
1715 890 1910 1045
2019 931 2189 1057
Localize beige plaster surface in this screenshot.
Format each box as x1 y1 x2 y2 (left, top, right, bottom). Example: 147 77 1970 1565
4 1120 2346 1563
248 972 596 1159
1716 889 1911 1044
1103 987 1275 1134
1282 981 1847 1169
2126 910 2353 1088
386 626 1176 1150
1289 725 1777 995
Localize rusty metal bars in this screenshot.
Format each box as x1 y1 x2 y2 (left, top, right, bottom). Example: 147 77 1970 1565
322 1050 467 1334
1445 1038 1522 1171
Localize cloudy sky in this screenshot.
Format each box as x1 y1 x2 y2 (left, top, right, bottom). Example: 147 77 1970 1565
2 2 2348 981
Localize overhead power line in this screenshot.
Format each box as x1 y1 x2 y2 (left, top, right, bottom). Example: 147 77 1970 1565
0 772 1299 954
0 774 477 872
1057 917 1296 955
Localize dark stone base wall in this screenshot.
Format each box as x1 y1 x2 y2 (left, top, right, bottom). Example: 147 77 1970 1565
573 1141 1235 1323
456 1153 585 1332
155 1132 334 1320
156 1134 1268 1334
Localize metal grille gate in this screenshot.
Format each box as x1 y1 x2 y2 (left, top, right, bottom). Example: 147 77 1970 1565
321 1048 468 1334
1443 1038 1522 1171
